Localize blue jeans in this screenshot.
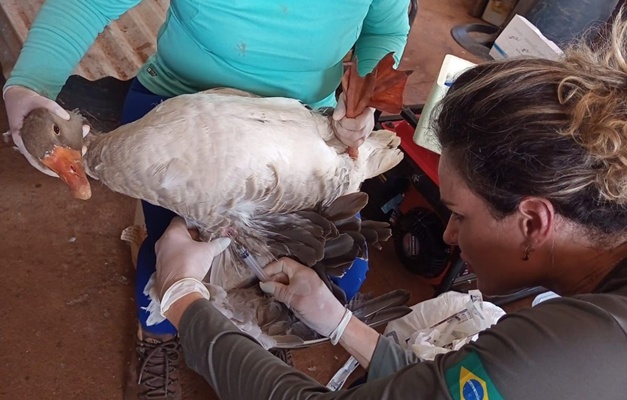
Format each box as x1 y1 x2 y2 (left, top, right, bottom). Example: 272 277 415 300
122 79 178 335
122 79 369 335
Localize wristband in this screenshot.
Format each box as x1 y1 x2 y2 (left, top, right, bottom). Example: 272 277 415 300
160 278 210 317
329 308 353 345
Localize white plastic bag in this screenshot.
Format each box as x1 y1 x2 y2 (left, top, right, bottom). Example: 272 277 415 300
384 290 505 360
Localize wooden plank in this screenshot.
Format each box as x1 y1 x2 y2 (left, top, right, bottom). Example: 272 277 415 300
0 0 168 81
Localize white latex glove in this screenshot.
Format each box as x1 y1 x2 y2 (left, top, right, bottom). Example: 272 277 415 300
154 217 231 299
259 257 346 337
332 93 375 148
4 85 70 151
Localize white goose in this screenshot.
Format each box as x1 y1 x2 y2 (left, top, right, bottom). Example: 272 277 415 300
18 55 410 347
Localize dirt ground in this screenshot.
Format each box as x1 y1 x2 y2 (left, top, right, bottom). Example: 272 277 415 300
0 1 491 399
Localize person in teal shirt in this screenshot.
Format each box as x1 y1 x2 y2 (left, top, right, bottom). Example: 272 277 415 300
5 0 409 109
3 1 410 398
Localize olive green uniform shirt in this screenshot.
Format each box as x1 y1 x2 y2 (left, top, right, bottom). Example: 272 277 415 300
179 259 627 399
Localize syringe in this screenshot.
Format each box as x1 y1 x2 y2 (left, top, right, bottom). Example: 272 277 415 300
233 242 270 282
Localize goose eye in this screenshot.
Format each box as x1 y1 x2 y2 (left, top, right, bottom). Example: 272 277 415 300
53 124 60 135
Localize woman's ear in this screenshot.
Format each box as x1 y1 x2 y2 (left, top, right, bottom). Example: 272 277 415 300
517 197 555 247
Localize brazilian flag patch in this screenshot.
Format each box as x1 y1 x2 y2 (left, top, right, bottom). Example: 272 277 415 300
444 351 504 400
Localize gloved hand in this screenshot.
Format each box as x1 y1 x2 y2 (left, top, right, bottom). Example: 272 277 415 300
259 257 348 338
331 92 375 148
4 85 70 149
154 217 231 299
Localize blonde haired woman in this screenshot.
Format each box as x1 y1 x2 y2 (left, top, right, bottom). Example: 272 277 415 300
151 14 627 400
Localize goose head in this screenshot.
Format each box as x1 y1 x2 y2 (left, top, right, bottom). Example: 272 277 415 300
19 108 91 200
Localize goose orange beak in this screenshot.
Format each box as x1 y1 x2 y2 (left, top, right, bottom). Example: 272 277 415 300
41 145 91 200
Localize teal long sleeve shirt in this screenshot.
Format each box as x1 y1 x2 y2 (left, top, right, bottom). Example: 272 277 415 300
6 0 410 109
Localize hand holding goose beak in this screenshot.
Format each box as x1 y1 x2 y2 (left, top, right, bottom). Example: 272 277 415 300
4 85 70 149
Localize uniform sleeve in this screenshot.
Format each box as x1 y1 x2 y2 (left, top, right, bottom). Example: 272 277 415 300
353 0 410 75
180 299 452 400
367 335 420 380
4 0 142 99
180 295 627 400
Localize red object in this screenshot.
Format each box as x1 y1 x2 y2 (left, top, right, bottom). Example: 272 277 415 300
382 118 462 287
384 120 440 185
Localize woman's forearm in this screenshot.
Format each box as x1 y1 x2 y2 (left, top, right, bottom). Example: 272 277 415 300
353 0 409 75
6 0 140 98
163 292 205 329
169 294 384 371
176 299 426 399
337 316 381 369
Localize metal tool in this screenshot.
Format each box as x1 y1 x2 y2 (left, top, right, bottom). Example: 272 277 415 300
326 356 360 391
